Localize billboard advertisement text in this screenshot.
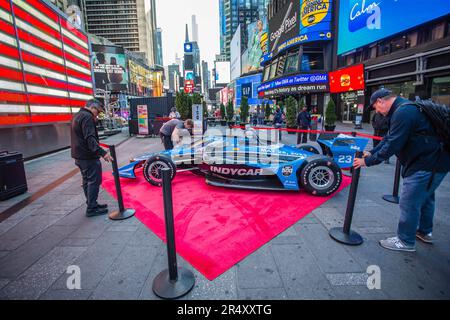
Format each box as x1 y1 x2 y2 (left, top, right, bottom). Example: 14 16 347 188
92 44 128 95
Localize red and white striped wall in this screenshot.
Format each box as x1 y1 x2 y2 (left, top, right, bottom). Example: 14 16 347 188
0 0 93 126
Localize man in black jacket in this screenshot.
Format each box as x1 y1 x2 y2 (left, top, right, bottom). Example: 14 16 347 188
71 99 113 217
354 89 449 252
297 106 311 144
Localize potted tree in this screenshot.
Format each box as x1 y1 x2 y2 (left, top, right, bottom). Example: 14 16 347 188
240 96 249 126
285 96 298 134
226 101 235 126
325 98 337 131
220 103 227 126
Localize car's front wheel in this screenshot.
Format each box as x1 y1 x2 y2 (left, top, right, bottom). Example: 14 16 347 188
298 156 342 196
143 155 176 186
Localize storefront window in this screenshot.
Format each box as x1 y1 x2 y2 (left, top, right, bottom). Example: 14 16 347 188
390 36 406 53
284 53 298 74
431 22 445 40
382 82 416 100
431 76 450 106
263 65 270 82
406 32 418 48
269 59 278 79
301 52 324 71
377 41 390 56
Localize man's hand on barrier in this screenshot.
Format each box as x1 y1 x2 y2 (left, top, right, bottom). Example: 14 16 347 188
362 151 371 158
353 157 366 169
103 152 113 163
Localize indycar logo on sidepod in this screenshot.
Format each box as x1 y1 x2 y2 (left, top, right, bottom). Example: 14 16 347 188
210 166 263 176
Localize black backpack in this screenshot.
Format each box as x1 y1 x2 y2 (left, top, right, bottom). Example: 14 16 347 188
402 100 450 153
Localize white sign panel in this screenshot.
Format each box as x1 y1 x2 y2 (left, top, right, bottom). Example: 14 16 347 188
215 61 231 85
192 104 203 136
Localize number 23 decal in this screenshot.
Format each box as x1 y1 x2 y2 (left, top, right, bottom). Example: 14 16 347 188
338 155 353 163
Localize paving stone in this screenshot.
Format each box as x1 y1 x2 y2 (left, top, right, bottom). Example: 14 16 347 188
309 207 344 230
39 289 92 300
0 279 10 290
0 246 87 299
237 287 288 300
295 224 364 273
331 285 390 300
59 238 97 247
89 245 159 300
67 214 112 239
271 244 336 299
0 251 10 259
237 244 284 289
326 273 368 286
0 225 77 278
126 223 163 248
50 231 135 291
0 215 63 251
107 225 139 232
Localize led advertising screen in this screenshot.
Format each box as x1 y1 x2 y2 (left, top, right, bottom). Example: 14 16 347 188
299 0 333 42
236 73 264 107
215 61 231 85
92 45 128 95
338 0 450 55
0 0 93 126
269 0 300 55
242 16 268 74
329 64 365 93
128 59 151 96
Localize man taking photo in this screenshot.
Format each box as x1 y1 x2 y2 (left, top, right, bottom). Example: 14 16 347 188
353 89 449 252
71 99 113 217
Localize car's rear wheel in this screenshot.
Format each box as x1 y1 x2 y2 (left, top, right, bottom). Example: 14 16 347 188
297 144 320 154
298 156 341 196
143 155 176 186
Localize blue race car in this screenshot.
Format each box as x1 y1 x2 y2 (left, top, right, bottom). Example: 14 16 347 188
118 130 368 196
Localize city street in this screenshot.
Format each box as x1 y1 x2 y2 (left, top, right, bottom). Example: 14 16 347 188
0 124 449 300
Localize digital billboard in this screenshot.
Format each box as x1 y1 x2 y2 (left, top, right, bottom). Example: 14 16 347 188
215 61 231 85
0 0 93 126
269 0 300 55
329 64 365 93
242 16 268 74
299 0 333 42
128 59 151 96
236 73 264 107
338 0 450 55
92 45 128 95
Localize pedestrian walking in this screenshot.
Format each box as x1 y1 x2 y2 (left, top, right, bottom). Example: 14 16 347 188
297 106 311 144
353 89 450 252
71 99 113 217
159 118 194 150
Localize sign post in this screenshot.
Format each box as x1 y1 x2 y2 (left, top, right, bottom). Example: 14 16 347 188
137 104 149 135
192 104 203 136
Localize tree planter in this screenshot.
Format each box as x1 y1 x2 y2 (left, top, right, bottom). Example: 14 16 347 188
325 125 336 131
287 127 296 134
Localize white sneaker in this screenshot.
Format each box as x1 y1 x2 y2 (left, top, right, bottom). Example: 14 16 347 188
379 236 416 252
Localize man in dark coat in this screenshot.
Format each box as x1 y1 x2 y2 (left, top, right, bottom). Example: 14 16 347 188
371 111 390 163
354 89 449 252
71 99 113 217
297 106 311 144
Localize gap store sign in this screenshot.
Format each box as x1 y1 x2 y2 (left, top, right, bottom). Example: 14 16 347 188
338 0 450 55
236 74 265 107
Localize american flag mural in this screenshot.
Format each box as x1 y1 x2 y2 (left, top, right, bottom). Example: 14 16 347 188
0 0 93 126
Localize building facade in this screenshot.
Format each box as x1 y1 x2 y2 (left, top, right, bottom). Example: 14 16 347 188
335 1 450 123
168 64 181 93
155 27 163 66
81 0 157 66
219 0 270 60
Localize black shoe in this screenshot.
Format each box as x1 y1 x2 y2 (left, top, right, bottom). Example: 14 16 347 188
86 207 108 217
96 203 108 209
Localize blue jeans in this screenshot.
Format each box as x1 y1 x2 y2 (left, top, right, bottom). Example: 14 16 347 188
398 171 447 245
274 123 282 141
75 159 102 211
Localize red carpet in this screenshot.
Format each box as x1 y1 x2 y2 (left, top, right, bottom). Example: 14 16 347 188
102 170 351 280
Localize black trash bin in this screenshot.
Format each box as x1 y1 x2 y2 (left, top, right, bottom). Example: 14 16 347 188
0 151 28 201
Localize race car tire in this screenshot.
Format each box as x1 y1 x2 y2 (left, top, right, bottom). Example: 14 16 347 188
296 144 320 154
143 155 176 187
298 156 342 196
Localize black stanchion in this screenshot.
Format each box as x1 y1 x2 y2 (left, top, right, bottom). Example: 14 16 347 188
108 145 136 220
329 151 364 246
152 168 195 299
383 158 401 204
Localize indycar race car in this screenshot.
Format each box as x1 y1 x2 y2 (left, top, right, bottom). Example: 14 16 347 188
118 130 368 196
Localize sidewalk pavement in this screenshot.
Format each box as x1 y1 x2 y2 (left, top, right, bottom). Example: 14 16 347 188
0 124 449 300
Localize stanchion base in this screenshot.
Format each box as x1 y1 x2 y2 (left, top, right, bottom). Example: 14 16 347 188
109 208 135 220
382 195 400 204
329 227 363 246
152 267 195 299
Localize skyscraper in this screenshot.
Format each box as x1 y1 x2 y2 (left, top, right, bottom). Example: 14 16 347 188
184 24 202 93
191 15 199 43
168 64 181 92
81 0 158 66
219 0 269 60
201 60 210 97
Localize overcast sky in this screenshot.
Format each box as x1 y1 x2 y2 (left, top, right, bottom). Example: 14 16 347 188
155 0 220 69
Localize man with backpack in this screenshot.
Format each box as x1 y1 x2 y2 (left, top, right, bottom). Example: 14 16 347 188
353 88 450 252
